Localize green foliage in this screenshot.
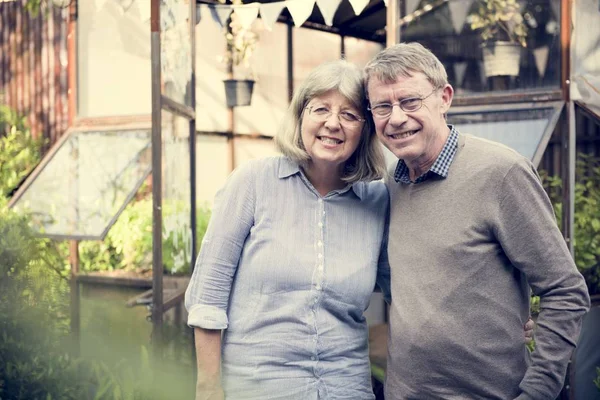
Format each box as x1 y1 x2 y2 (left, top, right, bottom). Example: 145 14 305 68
468 0 528 47
540 153 600 295
595 367 600 391
74 198 212 275
0 105 43 202
0 205 194 399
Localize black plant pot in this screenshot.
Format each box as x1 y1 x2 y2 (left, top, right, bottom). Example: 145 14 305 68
223 79 255 107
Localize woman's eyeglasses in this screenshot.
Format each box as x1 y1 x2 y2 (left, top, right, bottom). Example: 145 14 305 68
305 106 365 128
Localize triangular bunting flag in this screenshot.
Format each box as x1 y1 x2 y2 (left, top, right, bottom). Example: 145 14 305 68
210 5 232 28
195 4 202 25
533 46 550 78
448 0 473 34
259 2 285 31
348 0 369 15
453 61 468 87
405 0 420 15
286 0 316 27
233 3 260 30
93 0 107 10
550 0 560 19
316 0 342 26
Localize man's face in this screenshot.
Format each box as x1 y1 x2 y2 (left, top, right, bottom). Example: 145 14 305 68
367 72 453 170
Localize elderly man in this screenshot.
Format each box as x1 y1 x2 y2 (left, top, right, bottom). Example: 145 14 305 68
365 43 590 399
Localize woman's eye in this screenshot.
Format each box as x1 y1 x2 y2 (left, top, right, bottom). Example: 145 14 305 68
313 107 330 115
341 111 360 121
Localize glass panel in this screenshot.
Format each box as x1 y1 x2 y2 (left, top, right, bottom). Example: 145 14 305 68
78 0 151 117
161 110 192 275
447 107 556 160
234 137 278 167
401 0 561 94
11 130 151 239
195 6 228 133
235 22 288 136
161 0 193 106
343 37 383 68
195 135 230 207
293 28 341 89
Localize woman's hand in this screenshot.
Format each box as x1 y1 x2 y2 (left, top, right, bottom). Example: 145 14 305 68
195 383 224 400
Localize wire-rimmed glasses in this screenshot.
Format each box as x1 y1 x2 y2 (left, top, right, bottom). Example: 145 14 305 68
368 87 440 119
305 105 365 128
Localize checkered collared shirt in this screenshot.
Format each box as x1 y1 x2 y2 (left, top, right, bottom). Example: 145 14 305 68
394 125 459 184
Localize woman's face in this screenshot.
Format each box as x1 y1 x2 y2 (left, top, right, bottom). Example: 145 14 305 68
300 90 365 173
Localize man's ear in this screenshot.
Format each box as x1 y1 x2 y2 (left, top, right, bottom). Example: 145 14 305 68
440 84 454 115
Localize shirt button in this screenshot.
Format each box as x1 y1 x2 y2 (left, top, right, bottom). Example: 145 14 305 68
315 285 321 290
313 336 317 342
317 241 323 247
318 265 323 271
318 222 323 227
318 199 323 204
311 356 316 361
318 253 323 259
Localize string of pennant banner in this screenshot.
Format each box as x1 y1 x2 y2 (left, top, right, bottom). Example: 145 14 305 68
90 0 552 79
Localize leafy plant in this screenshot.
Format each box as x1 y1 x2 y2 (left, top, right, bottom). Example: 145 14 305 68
594 367 600 391
468 0 528 47
0 104 43 201
540 153 600 295
217 0 260 79
74 197 212 276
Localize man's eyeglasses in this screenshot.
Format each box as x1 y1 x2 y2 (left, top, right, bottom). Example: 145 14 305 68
305 106 365 128
368 87 440 119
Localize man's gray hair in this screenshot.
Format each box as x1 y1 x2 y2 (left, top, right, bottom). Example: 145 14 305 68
275 59 385 183
363 42 448 96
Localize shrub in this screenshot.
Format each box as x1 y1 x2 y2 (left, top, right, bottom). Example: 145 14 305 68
540 153 600 295
0 104 43 202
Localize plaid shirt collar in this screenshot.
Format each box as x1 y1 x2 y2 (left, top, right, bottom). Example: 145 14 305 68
394 125 459 184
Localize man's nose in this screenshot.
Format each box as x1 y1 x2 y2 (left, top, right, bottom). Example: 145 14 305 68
388 104 408 125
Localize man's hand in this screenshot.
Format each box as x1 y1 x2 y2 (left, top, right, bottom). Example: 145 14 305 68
524 317 535 343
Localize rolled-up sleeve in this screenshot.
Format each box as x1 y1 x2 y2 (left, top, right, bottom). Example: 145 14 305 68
185 161 256 329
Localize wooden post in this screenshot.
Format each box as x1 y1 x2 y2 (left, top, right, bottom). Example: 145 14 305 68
150 0 164 356
386 0 400 48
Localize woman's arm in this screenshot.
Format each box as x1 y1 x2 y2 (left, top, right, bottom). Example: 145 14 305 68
194 327 224 400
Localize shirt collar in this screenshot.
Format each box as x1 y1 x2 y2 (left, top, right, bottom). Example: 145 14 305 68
278 156 364 200
394 125 459 184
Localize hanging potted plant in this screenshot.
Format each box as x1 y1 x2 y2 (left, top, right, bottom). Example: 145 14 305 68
218 0 259 107
468 0 528 78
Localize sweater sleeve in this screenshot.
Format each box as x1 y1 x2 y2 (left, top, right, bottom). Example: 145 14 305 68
184 161 257 329
493 159 590 399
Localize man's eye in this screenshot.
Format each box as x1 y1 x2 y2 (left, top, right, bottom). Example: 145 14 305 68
373 104 392 114
401 98 421 110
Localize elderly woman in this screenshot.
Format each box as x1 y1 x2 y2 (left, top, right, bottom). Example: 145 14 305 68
184 60 533 400
185 60 388 400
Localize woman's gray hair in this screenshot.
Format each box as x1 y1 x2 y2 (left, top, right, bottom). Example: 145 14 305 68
363 42 448 95
275 59 385 183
